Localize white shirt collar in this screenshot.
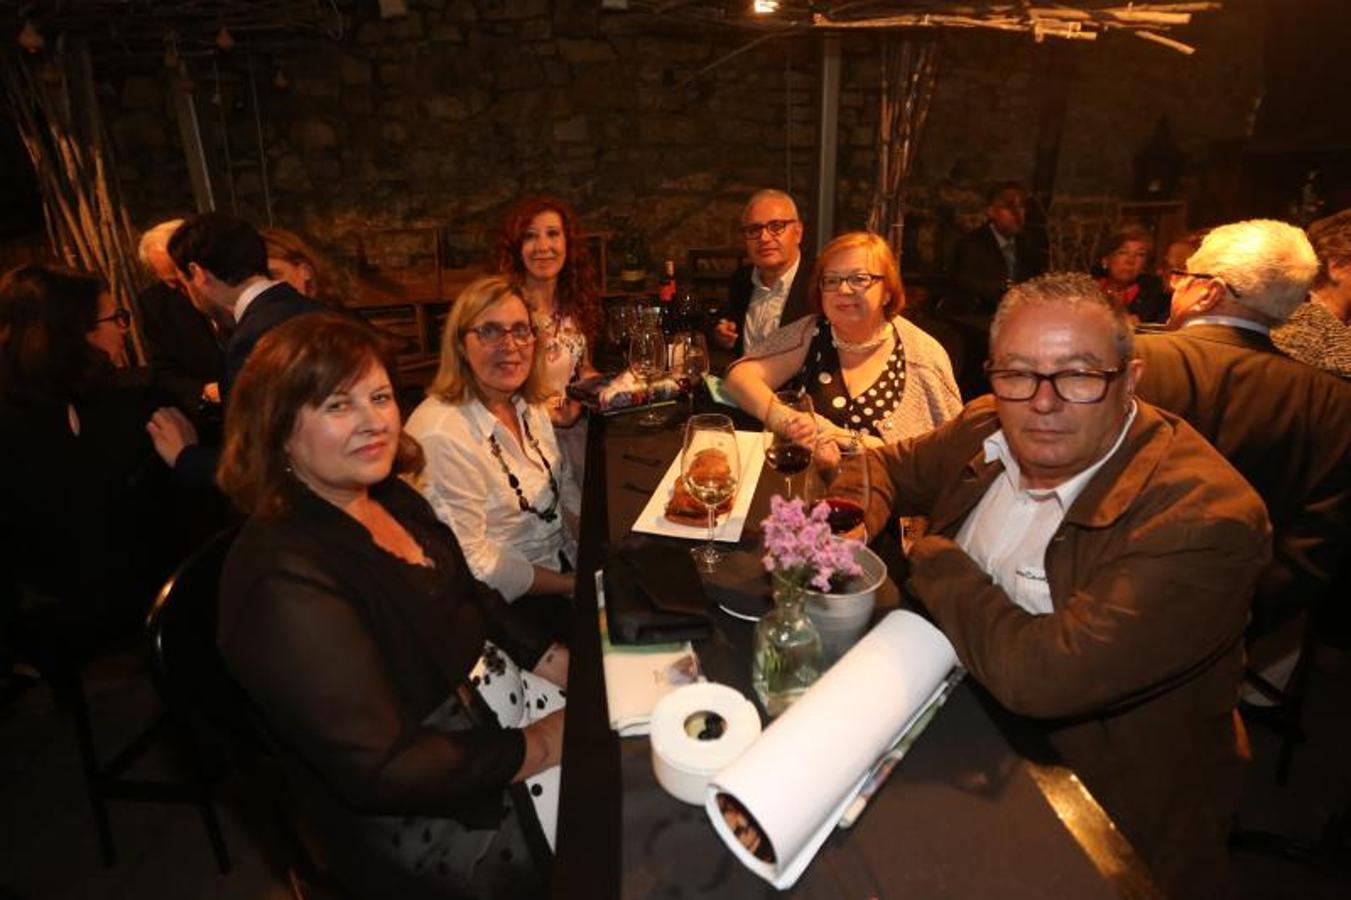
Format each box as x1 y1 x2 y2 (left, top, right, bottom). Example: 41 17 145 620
463 392 529 440
989 223 1015 250
233 278 283 321
751 254 801 294
982 401 1139 510
1184 314 1270 336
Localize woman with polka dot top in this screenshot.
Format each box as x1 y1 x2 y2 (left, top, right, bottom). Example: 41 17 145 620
725 231 962 448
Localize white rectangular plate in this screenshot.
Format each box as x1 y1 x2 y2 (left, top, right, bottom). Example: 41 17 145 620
631 430 765 543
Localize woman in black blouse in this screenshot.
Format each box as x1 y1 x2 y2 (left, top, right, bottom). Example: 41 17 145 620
216 312 565 899
1 265 179 659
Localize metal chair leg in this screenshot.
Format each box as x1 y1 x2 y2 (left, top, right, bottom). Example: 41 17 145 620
53 672 116 867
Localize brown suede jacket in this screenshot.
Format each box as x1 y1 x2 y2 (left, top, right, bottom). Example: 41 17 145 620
865 396 1271 898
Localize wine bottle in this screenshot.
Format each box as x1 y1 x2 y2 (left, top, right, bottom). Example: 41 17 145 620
658 258 676 303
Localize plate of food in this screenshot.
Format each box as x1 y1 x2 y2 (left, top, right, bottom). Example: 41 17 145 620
631 431 765 543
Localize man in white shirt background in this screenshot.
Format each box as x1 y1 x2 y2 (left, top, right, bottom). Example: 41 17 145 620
712 189 813 359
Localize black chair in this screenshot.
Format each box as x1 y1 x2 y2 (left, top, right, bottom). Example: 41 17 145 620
0 528 240 872
148 526 353 899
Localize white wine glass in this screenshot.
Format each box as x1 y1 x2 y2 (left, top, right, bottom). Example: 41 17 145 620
628 325 667 427
681 413 739 572
763 390 816 498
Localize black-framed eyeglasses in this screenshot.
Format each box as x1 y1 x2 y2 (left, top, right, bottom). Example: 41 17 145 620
740 219 797 241
1168 268 1242 298
986 366 1126 404
466 322 536 347
821 272 885 293
95 309 132 329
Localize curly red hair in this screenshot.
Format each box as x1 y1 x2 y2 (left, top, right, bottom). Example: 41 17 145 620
493 195 601 344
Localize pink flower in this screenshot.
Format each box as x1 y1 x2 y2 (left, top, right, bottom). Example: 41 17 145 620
761 495 864 593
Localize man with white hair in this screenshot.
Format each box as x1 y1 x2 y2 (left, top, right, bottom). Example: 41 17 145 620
135 218 227 415
1136 219 1351 694
712 189 813 357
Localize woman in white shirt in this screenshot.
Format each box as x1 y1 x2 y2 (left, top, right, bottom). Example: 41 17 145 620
407 276 581 633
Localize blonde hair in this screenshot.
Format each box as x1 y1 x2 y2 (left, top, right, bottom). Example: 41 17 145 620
428 275 550 405
808 231 905 319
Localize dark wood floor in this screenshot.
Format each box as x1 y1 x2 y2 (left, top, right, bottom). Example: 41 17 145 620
2 646 1348 899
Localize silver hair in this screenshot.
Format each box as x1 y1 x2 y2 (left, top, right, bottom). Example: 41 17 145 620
1186 219 1318 322
742 189 799 221
137 219 185 266
990 272 1134 363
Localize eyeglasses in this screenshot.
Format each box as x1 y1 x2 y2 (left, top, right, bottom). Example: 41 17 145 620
821 272 885 293
95 309 132 329
986 367 1126 404
1168 268 1242 298
466 322 536 347
740 219 797 241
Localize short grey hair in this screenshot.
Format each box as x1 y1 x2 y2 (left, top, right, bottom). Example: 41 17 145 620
1186 219 1318 322
742 189 799 221
990 272 1133 363
137 219 185 266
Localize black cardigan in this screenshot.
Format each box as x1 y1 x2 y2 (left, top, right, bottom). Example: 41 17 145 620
218 477 551 820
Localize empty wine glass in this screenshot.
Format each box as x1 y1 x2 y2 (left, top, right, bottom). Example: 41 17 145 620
681 413 740 572
607 302 635 347
627 324 667 428
808 430 870 541
762 390 816 498
671 331 710 420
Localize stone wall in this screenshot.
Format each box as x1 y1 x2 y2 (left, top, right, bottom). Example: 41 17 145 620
97 0 1266 280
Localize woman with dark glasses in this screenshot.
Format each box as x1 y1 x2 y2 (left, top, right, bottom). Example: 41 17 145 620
1 264 180 646
407 276 581 638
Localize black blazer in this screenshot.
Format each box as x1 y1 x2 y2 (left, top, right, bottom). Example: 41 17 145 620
946 224 1047 315
719 252 815 358
135 282 227 413
175 282 324 486
1135 323 1351 628
222 282 324 400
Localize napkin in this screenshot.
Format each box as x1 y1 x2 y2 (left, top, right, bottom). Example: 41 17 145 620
568 370 684 413
595 571 701 737
603 537 713 645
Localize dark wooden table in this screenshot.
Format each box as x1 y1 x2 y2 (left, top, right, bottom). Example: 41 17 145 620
552 398 1162 899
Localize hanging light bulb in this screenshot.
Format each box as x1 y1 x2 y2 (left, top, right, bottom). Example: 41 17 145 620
17 20 45 53
753 0 779 14
215 26 235 52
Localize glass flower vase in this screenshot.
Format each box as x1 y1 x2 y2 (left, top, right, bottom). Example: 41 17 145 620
752 575 823 718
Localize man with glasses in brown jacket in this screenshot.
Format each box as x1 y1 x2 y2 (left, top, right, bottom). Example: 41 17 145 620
861 273 1269 898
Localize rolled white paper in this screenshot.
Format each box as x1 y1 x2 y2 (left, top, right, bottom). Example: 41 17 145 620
704 610 958 889
650 682 762 805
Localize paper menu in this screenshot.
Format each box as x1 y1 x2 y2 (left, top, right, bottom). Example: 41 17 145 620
704 611 958 889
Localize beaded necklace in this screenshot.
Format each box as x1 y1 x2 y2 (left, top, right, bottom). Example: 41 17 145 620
486 409 560 523
831 323 891 354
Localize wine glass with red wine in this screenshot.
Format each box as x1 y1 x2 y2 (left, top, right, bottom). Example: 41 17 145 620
809 431 870 540
762 390 816 498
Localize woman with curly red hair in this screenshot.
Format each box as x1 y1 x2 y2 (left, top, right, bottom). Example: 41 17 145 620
493 196 600 481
